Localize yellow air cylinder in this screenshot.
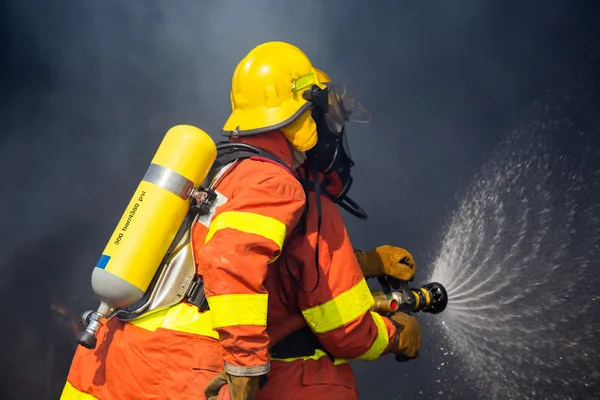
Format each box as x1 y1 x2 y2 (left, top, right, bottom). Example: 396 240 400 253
90 125 217 309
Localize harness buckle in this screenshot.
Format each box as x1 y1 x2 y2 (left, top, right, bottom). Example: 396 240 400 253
186 278 210 311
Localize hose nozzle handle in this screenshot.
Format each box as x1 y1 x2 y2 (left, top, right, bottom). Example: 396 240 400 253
370 290 399 313
377 275 392 294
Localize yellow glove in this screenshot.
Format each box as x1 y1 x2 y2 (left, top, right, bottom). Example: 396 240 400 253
355 245 416 285
389 312 422 359
204 371 259 400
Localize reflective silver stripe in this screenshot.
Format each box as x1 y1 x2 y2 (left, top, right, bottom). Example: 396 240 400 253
225 361 270 376
143 163 194 199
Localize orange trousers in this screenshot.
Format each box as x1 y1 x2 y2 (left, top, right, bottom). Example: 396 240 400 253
256 359 359 400
63 318 224 400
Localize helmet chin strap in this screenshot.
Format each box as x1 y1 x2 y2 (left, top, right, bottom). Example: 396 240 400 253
290 146 307 170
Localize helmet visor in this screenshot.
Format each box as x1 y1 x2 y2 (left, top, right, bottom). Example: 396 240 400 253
328 82 372 123
303 81 371 134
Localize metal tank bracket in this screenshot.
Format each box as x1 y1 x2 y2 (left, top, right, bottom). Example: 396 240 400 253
189 187 217 216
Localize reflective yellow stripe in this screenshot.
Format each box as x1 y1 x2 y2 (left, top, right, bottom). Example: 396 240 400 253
272 349 348 365
356 312 390 360
60 381 99 400
205 211 286 262
302 279 374 334
127 303 219 339
208 293 268 328
292 73 315 92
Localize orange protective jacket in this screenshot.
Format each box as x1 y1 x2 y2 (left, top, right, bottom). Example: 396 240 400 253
60 131 306 400
194 133 306 376
257 172 398 399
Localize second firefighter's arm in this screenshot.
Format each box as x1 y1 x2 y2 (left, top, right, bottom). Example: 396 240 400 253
298 198 398 361
197 162 306 377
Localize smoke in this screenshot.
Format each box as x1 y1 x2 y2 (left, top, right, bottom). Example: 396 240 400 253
1 0 598 399
0 221 98 398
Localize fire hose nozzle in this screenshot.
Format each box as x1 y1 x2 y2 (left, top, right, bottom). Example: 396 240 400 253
371 279 448 365
371 281 448 315
418 282 448 314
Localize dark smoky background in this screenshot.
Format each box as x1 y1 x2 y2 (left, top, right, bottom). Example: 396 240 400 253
1 1 598 399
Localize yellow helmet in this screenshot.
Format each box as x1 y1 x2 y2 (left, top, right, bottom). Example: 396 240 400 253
222 41 325 151
315 68 331 83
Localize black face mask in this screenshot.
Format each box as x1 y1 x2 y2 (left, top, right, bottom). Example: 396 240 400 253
285 83 369 296
304 86 368 220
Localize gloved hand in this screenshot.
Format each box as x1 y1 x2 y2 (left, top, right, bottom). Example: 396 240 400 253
204 371 260 400
388 312 422 359
355 245 416 287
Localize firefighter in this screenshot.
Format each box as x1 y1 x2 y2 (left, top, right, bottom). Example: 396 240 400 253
62 41 328 400
208 69 422 399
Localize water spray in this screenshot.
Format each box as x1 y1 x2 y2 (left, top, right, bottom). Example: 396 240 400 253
426 91 600 399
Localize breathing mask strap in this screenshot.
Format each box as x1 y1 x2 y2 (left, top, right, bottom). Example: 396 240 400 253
321 172 368 220
338 195 368 220
285 164 323 293
300 164 310 235
310 163 323 292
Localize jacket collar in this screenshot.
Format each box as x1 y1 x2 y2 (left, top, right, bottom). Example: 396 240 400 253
230 130 294 169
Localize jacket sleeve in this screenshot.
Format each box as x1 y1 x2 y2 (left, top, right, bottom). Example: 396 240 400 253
297 194 397 361
197 162 306 377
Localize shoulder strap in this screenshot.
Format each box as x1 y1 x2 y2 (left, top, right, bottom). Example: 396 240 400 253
213 142 294 176
186 143 300 312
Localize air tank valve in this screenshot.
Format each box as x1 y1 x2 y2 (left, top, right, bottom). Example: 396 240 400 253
77 302 110 349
